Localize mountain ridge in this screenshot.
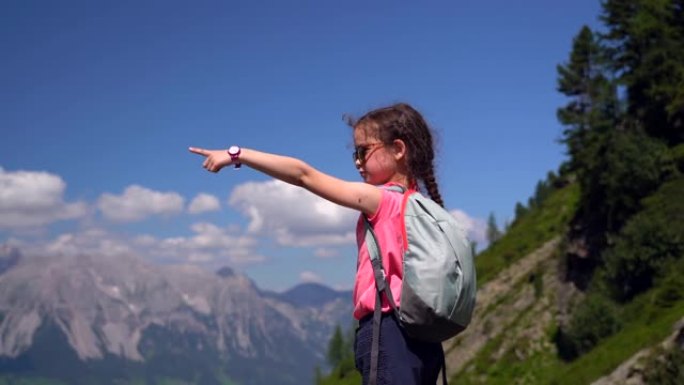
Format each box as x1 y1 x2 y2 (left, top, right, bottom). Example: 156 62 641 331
0 250 353 385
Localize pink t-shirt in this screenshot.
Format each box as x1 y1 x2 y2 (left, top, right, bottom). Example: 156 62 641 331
352 186 406 320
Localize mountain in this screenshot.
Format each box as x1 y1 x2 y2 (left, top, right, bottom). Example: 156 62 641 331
269 282 351 308
0 245 20 275
0 252 353 385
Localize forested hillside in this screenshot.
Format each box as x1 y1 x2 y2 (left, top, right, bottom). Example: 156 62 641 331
318 0 684 383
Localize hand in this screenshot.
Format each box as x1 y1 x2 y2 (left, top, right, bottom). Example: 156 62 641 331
188 147 232 173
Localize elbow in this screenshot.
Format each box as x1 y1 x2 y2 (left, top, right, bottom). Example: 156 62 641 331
290 176 306 188
293 162 314 188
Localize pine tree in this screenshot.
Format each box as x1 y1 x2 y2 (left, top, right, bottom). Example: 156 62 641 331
601 0 684 145
514 202 528 222
556 25 619 174
470 240 478 257
486 212 502 245
326 325 345 367
314 366 323 385
556 24 625 255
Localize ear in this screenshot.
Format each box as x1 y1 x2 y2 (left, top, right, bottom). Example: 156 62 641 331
392 139 407 161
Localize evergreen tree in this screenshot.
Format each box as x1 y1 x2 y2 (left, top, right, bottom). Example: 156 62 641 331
554 21 674 257
514 202 528 222
326 325 345 367
532 179 553 208
587 129 670 233
486 212 502 245
556 25 619 175
470 240 478 257
601 0 684 145
314 366 323 385
549 0 684 365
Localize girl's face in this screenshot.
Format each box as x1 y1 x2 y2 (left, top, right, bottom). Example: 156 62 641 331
353 126 398 185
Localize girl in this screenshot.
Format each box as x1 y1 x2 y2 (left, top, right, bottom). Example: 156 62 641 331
189 102 445 385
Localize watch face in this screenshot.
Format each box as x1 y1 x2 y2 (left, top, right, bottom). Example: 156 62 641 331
228 145 242 169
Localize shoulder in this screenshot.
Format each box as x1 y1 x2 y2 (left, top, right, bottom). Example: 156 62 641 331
367 186 404 223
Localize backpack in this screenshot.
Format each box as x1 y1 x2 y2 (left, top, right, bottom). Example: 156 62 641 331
363 185 476 385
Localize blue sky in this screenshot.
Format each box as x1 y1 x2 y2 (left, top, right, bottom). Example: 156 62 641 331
1 0 603 291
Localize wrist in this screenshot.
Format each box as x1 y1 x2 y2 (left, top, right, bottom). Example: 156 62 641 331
227 146 241 169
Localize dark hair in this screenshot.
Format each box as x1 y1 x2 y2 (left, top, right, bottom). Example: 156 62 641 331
346 103 444 207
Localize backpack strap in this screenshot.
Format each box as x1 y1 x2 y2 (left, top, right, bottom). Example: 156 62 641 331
363 217 399 385
383 183 406 194
363 217 400 314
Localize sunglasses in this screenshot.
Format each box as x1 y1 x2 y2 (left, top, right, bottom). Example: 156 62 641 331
352 142 385 163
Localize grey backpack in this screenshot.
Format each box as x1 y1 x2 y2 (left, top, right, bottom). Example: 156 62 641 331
363 186 476 384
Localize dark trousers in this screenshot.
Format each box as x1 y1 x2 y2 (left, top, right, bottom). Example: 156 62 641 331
354 313 444 385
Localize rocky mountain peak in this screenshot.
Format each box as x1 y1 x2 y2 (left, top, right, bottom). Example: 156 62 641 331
0 245 20 275
0 251 352 385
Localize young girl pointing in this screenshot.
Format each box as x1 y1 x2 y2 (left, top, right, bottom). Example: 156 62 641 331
189 102 446 385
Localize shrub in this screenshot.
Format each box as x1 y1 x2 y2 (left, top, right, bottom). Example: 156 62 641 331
555 293 622 360
642 346 684 385
602 213 684 301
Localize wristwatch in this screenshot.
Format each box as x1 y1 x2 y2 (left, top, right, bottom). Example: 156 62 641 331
227 146 241 169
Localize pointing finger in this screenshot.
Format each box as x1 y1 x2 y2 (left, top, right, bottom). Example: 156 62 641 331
189 147 209 156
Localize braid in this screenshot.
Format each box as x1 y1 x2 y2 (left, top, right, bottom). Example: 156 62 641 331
394 104 444 207
422 167 444 208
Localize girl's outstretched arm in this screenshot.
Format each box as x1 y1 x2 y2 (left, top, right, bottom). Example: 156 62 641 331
188 146 381 216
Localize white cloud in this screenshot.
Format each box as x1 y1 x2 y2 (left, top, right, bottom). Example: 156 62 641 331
13 222 263 267
97 185 184 222
450 209 487 247
299 270 323 284
229 180 357 247
333 283 354 291
16 228 133 257
313 247 341 258
139 222 263 265
188 193 220 214
0 167 87 229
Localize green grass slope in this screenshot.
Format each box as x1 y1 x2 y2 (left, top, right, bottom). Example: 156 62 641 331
475 182 579 285
451 177 684 384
